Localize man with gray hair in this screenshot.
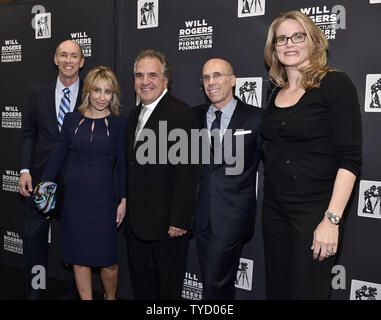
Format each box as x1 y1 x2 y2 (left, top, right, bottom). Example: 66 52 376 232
125 49 199 299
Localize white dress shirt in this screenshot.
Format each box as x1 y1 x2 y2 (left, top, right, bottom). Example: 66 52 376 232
55 76 80 116
134 88 168 143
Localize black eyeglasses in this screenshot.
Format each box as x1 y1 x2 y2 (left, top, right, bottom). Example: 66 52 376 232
274 32 307 46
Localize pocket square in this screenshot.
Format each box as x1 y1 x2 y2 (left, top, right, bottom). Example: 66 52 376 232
234 130 252 136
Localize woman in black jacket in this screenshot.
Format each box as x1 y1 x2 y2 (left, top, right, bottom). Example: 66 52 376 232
260 10 361 299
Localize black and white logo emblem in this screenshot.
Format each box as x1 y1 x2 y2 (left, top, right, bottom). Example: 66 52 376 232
350 280 381 300
2 106 22 128
35 12 51 39
235 78 262 107
71 32 92 57
3 230 23 255
365 74 381 112
1 40 22 63
2 170 20 193
300 5 346 40
358 180 381 219
138 0 159 29
238 0 265 17
235 258 253 291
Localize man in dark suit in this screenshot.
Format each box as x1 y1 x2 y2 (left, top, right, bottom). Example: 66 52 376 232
125 49 199 299
18 40 84 300
193 58 262 299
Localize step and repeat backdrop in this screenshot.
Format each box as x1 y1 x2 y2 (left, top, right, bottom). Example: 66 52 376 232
1 0 381 300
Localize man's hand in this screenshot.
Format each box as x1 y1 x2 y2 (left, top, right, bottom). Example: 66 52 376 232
168 226 187 238
19 172 33 197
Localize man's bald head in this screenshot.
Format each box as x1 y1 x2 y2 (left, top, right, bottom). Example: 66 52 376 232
55 40 83 58
202 58 234 76
201 58 236 110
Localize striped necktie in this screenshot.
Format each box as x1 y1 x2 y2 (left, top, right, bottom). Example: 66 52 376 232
58 88 70 131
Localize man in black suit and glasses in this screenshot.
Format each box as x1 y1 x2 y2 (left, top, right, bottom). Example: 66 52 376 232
193 58 262 299
19 40 84 300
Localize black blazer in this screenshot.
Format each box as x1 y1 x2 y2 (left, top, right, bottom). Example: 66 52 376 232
126 92 200 241
193 99 263 240
21 81 83 184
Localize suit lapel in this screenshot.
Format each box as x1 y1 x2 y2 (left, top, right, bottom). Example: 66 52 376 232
132 93 171 152
225 100 246 135
74 80 83 109
46 83 60 136
128 103 142 155
200 105 208 130
142 92 170 131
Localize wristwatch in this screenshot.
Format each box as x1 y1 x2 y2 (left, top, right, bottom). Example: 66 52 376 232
325 210 341 225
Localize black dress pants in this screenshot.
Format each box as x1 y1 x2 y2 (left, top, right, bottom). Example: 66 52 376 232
195 223 244 300
24 197 77 300
126 223 190 300
262 188 338 300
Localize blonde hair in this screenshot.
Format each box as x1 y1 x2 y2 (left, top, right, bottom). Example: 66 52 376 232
78 66 121 116
264 11 333 90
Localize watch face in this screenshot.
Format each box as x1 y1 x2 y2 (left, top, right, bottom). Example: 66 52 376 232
331 215 340 224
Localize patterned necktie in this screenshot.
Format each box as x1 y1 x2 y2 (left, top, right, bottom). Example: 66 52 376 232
58 88 70 131
134 105 149 147
210 110 222 154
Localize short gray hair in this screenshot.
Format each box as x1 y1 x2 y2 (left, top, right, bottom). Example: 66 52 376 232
133 49 172 89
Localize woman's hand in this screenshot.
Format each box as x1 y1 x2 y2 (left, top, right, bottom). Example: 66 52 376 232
116 198 126 228
311 216 339 261
311 169 356 261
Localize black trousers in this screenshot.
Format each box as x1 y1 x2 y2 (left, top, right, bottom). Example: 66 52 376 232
24 197 77 300
262 188 338 300
195 223 244 300
125 223 190 300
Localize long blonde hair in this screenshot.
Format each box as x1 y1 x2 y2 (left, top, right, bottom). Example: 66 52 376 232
264 11 333 90
78 66 121 116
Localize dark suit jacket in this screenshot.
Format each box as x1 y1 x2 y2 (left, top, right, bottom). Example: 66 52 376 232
126 92 200 241
193 99 263 240
22 81 83 184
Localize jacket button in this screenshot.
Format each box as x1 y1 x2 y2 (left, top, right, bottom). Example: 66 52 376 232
293 175 297 180
281 121 286 126
286 160 291 164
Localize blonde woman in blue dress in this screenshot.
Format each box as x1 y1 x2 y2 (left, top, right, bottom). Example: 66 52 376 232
41 66 126 300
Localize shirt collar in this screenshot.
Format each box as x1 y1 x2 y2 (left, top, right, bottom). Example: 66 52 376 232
208 97 237 118
56 76 80 93
142 88 168 111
